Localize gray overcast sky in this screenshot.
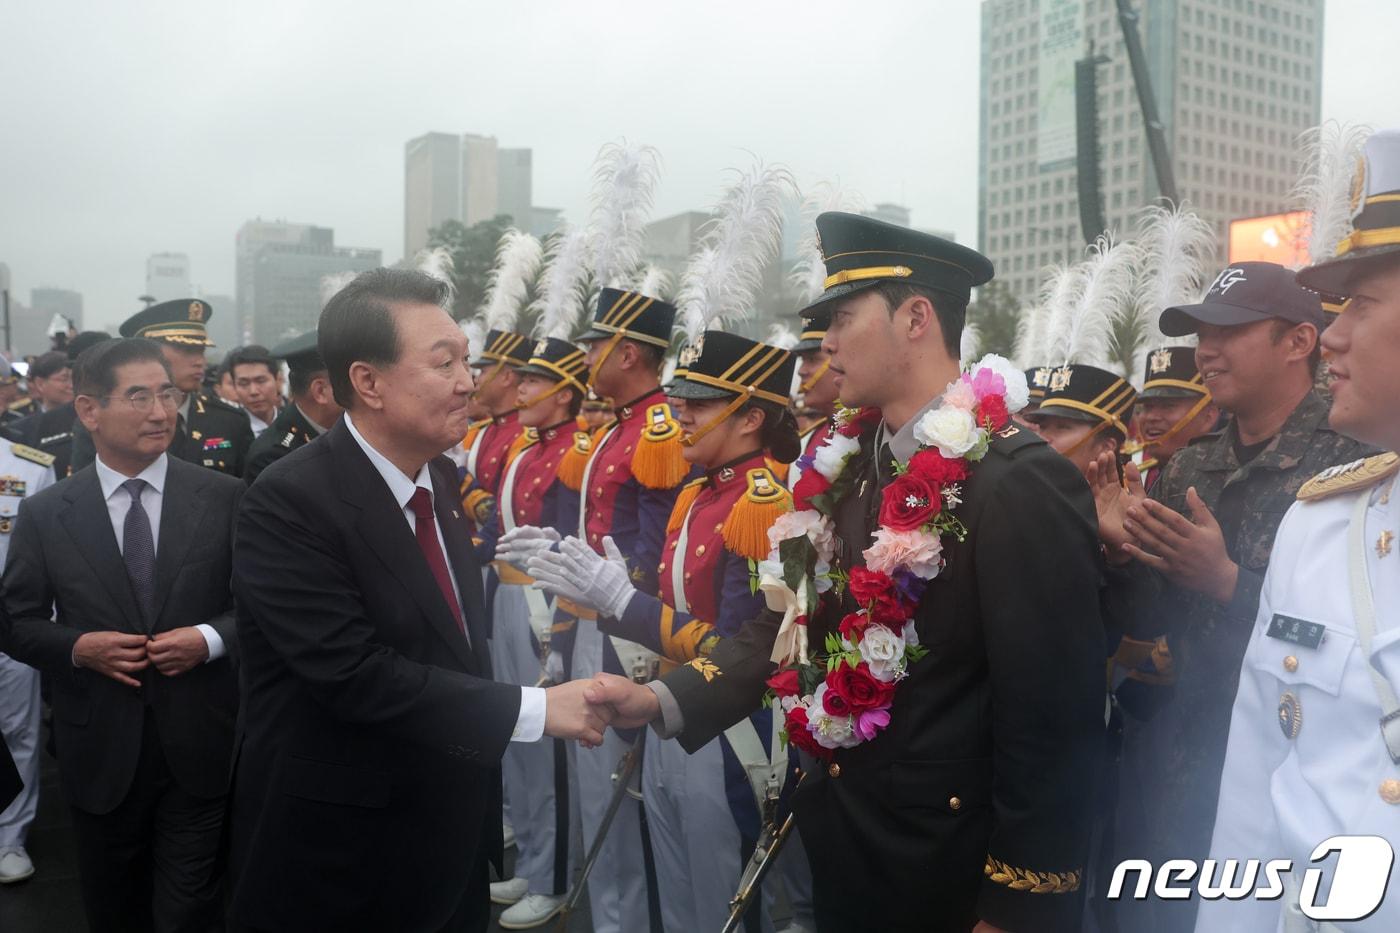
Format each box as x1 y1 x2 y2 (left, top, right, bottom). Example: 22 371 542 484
3 0 1398 332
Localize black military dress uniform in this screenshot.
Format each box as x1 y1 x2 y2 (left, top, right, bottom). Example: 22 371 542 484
243 330 333 484
655 213 1107 933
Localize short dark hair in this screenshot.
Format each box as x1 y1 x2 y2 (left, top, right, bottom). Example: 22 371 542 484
623 338 666 373
288 365 327 398
318 269 451 408
73 338 170 399
874 282 966 358
30 351 72 380
225 345 279 379
1269 319 1323 377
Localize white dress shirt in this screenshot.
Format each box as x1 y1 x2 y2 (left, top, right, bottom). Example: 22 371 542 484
343 415 545 743
248 411 271 438
93 453 225 661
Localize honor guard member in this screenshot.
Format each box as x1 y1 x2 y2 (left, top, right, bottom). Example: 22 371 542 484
588 212 1109 933
786 313 838 490
485 337 588 928
1197 127 1400 933
1024 363 1137 479
555 286 687 933
465 329 532 497
0 361 25 429
0 437 56 883
1088 262 1372 933
1133 346 1219 494
243 330 344 484
534 331 809 932
71 300 254 476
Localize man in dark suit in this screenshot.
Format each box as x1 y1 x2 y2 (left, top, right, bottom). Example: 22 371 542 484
584 214 1107 933
242 329 343 484
227 268 611 933
71 299 254 477
0 337 243 932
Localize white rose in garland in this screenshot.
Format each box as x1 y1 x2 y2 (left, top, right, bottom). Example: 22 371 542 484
914 406 981 459
811 432 861 481
973 353 1030 413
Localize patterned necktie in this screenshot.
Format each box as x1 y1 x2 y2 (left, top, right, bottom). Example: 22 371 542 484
121 479 157 626
408 487 466 636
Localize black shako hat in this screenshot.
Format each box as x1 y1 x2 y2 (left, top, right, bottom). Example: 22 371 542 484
666 330 794 405
515 336 588 392
1159 262 1325 337
794 311 828 353
469 329 532 369
120 298 216 347
576 288 676 349
802 211 994 315
1025 363 1136 435
1139 346 1208 400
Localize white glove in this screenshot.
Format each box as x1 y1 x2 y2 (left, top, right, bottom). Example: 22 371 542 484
528 535 636 620
495 525 561 572
544 650 565 684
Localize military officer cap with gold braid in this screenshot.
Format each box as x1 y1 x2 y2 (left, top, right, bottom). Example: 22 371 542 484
801 211 994 315
120 298 216 348
1298 128 1400 299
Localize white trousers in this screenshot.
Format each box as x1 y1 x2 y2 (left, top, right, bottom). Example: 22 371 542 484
0 653 41 849
569 616 651 933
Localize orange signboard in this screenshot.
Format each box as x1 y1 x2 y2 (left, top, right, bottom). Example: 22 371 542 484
1228 211 1310 266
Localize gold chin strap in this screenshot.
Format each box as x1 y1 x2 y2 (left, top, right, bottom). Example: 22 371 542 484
514 376 580 412
1123 393 1213 456
1062 418 1113 460
587 331 625 389
680 388 755 448
799 357 831 394
472 359 507 399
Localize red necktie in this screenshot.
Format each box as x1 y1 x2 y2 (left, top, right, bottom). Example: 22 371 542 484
408 487 466 634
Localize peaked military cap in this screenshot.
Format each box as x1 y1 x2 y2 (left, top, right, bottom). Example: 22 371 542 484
67 331 113 360
1025 363 1136 435
666 331 794 406
120 298 216 347
1299 128 1400 298
515 337 588 392
469 329 532 368
270 329 326 375
794 310 829 353
577 288 676 349
803 211 994 314
1139 346 1207 400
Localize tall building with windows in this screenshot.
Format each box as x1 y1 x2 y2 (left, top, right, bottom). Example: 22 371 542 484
235 220 381 345
978 0 1325 303
403 133 535 258
145 253 191 303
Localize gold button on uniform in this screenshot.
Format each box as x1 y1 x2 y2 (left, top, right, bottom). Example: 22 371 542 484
1283 655 1299 673
1381 780 1400 805
695 544 706 556
658 563 666 573
827 763 841 778
607 465 616 474
949 796 962 811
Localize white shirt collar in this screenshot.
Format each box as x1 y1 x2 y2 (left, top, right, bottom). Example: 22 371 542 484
95 453 169 502
343 413 434 510
296 403 330 437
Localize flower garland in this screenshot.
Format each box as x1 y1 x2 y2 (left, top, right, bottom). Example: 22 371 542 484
757 355 1030 760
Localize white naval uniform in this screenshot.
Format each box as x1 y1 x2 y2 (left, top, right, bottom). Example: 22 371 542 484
0 439 57 850
1197 457 1400 932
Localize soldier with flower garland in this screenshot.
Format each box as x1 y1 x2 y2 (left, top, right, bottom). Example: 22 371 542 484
584 212 1107 933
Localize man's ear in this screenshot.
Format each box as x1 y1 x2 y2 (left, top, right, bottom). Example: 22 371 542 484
903 294 938 343
347 362 383 411
74 395 101 432
1289 323 1320 363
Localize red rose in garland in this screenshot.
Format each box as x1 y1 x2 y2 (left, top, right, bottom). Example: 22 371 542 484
848 566 915 626
837 611 869 645
908 448 971 486
976 395 1010 431
766 668 800 698
784 706 831 760
826 660 897 714
878 472 942 531
792 468 831 511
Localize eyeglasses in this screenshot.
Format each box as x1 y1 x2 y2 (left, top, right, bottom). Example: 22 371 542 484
92 389 186 413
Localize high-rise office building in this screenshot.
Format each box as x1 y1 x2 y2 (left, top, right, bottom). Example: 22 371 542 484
145 253 192 303
403 132 534 257
978 0 1325 303
235 220 380 345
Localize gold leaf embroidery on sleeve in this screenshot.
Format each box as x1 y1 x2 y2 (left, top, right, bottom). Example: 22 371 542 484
983 855 1081 894
686 657 721 683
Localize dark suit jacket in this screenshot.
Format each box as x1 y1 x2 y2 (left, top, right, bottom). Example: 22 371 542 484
242 402 327 485
662 424 1106 933
227 420 521 932
0 457 243 815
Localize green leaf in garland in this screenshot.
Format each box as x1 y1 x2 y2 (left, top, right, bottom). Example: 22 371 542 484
779 536 816 592
748 558 761 595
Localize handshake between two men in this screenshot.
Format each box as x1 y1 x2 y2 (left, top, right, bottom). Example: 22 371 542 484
502 525 670 749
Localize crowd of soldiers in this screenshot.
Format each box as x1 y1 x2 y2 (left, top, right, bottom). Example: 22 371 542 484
0 125 1398 933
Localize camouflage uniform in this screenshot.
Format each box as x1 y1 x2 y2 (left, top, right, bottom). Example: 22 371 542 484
1110 388 1373 932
